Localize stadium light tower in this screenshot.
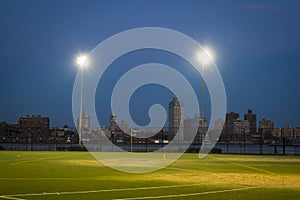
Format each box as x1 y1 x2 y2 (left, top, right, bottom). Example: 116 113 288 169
197 47 214 141
76 54 89 145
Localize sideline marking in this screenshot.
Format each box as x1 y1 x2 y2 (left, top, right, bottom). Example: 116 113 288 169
0 159 29 163
209 155 277 175
0 196 25 200
10 154 77 165
3 184 200 198
112 186 260 200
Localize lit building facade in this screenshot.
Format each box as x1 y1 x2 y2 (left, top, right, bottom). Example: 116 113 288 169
168 96 183 140
77 112 90 130
258 118 274 142
18 115 49 136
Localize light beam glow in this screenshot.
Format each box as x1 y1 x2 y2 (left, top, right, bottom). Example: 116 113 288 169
76 55 89 68
197 47 214 66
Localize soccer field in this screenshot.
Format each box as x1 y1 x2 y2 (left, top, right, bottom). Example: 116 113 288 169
0 151 299 200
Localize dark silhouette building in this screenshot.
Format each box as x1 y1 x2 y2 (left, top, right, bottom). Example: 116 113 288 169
18 115 50 140
0 121 19 142
109 114 119 132
109 114 126 143
244 109 257 134
168 96 183 140
225 112 240 134
258 118 274 142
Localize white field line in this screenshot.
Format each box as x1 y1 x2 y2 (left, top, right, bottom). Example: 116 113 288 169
209 155 278 176
0 158 30 163
6 152 86 165
3 184 200 198
9 155 73 165
112 186 261 200
0 196 26 200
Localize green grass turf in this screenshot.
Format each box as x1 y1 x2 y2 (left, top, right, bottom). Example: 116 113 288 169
0 151 299 200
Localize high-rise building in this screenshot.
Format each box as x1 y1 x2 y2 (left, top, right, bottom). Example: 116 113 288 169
168 96 183 140
194 114 200 119
119 120 129 133
77 112 90 130
183 117 199 141
294 127 300 144
259 118 274 129
258 118 274 142
18 115 49 136
271 128 281 139
224 112 252 143
110 114 119 132
0 121 19 138
214 119 225 130
225 112 239 134
271 126 298 143
281 126 294 140
109 114 127 143
244 109 257 134
233 120 250 135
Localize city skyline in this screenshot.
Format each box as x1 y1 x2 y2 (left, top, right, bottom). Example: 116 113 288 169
1 100 299 153
0 1 300 127
0 105 298 131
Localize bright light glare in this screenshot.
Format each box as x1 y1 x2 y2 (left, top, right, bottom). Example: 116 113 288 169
76 55 88 68
197 47 214 65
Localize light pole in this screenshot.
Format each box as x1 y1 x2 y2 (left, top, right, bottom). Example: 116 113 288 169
197 47 214 144
76 55 88 145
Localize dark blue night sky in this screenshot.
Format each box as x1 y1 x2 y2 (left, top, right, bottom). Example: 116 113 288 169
0 0 299 128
